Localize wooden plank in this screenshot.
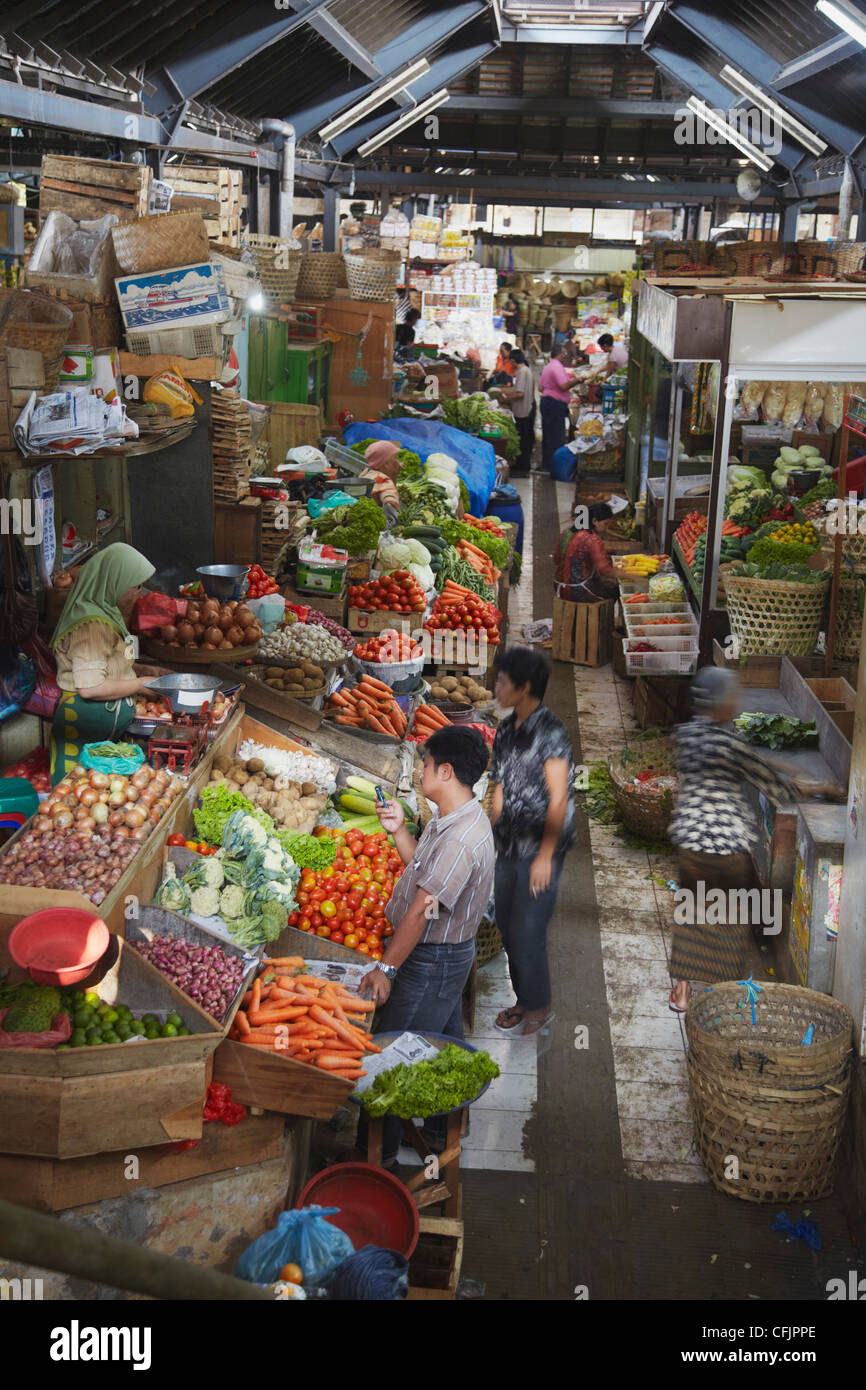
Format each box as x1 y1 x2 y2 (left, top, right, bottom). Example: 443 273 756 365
41 154 149 193
41 175 139 206
212 1038 353 1120
118 352 218 380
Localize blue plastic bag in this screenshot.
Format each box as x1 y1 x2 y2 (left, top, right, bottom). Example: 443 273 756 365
343 419 496 516
234 1206 354 1288
308 493 358 518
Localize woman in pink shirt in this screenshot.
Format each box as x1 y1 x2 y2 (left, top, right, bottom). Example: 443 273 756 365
539 343 578 474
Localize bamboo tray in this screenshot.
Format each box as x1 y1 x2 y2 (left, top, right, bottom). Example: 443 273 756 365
143 638 260 665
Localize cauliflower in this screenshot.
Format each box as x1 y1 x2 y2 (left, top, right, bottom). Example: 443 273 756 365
183 856 225 893
189 886 221 918
154 863 191 914
222 809 269 857
219 884 246 920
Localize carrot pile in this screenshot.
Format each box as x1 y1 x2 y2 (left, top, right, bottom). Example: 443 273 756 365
438 580 483 606
456 539 500 585
228 957 380 1081
411 703 451 741
325 674 407 738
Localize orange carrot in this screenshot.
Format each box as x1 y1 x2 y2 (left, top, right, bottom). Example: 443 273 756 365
249 1006 308 1025
357 672 393 695
263 956 305 967
235 1009 251 1035
251 977 261 1015
316 1052 364 1069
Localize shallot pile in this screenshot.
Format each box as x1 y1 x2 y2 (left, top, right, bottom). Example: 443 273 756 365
134 933 246 1021
0 763 182 905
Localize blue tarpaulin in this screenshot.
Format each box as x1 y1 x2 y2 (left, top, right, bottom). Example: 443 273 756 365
343 418 496 517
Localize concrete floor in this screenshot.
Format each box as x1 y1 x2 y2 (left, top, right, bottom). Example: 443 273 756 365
458 469 865 1301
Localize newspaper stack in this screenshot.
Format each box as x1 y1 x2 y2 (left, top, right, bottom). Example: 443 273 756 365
14 389 138 457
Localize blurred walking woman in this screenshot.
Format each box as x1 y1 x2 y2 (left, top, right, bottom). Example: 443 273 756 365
49 543 160 786
668 668 839 1012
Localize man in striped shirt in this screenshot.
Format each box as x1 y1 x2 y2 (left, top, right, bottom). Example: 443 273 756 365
359 726 494 1164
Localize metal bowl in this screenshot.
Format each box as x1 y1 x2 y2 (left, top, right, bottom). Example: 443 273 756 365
144 673 223 714
196 564 249 599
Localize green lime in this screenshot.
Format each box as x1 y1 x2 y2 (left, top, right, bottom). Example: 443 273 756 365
86 1035 103 1046
84 992 100 1009
102 1030 120 1045
141 1013 159 1026
100 1007 119 1024
55 1044 70 1051
71 1027 87 1043
71 990 86 1005
129 1022 146 1036
116 1021 132 1040
85 1026 103 1042
160 1023 178 1038
177 1025 191 1036
144 1026 159 1040
166 1013 182 1028
116 1004 132 1018
72 1009 93 1028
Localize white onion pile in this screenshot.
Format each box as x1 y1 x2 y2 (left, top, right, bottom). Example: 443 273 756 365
135 933 246 1020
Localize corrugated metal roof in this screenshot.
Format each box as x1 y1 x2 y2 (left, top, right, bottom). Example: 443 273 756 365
704 0 838 65
327 0 435 54
205 26 350 120
450 43 661 99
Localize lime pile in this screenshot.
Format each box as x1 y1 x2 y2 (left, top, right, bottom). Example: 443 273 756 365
57 991 191 1049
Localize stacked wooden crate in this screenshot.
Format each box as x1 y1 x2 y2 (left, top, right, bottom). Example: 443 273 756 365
0 347 45 450
39 155 151 224
211 391 253 502
161 166 244 246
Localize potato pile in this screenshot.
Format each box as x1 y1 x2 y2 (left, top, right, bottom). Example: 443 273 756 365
210 753 328 833
429 674 493 708
259 661 325 696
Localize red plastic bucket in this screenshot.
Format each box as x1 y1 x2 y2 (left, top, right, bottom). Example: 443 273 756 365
9 909 110 986
296 1163 420 1258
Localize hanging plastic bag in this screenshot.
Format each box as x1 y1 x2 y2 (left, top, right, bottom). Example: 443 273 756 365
234 1206 354 1288
20 633 60 719
131 591 188 635
0 646 37 723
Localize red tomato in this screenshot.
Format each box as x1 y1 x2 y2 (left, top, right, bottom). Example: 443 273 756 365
321 865 335 880
297 890 310 906
360 897 373 913
288 911 299 926
372 869 386 885
370 949 383 961
382 924 394 937
336 902 351 922
316 924 331 938
168 833 186 846
353 909 366 930
366 934 382 951
332 875 349 895
358 867 373 883
371 903 385 920
310 888 326 904
362 839 378 857
310 910 323 929
387 855 401 872
330 931 345 946
343 933 359 950
357 942 371 955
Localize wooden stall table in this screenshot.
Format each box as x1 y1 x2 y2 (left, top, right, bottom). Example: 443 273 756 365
365 1109 463 1218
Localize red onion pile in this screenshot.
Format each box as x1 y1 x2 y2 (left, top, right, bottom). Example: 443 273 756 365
303 610 355 652
0 763 183 905
135 933 246 1020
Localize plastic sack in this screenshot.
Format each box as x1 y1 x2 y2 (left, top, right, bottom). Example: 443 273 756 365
132 591 188 635
0 1007 71 1049
235 1206 354 1288
20 634 60 719
245 594 285 635
308 493 358 518
0 648 37 724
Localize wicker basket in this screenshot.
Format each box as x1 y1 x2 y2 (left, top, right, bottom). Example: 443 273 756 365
475 917 504 968
245 234 302 303
832 573 865 660
110 211 209 274
344 248 401 302
725 572 829 656
793 240 864 279
816 519 866 573
0 287 73 391
686 982 853 1203
826 240 865 276
729 241 796 278
296 252 344 300
608 737 676 840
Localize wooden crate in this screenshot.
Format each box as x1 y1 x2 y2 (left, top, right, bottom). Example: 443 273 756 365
212 1037 354 1121
282 582 347 623
805 675 857 742
214 497 262 566
0 347 44 449
552 597 613 667
0 1110 285 1212
0 938 222 1159
407 1216 464 1300
39 154 151 224
633 674 692 729
263 402 324 464
162 166 243 245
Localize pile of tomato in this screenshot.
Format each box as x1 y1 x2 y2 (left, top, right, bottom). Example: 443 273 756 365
425 593 501 644
348 572 426 613
246 564 280 599
168 833 219 856
354 631 423 663
287 827 403 959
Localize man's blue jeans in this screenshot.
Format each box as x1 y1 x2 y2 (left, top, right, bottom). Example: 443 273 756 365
359 939 476 1166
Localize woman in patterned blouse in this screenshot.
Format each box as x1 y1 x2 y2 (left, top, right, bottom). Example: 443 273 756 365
669 668 844 1012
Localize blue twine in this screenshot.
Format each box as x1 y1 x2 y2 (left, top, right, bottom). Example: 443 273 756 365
772 1212 822 1251
737 976 762 1027
326 1245 410 1300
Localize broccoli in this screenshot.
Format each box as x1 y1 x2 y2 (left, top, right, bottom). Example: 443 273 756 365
5 985 63 1033
362 1044 499 1118
189 886 221 918
154 862 191 914
184 856 225 892
219 884 246 920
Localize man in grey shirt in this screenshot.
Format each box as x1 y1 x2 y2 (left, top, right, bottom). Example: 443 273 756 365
359 726 494 1165
493 348 535 473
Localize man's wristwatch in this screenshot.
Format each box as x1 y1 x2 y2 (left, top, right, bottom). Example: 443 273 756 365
371 962 397 981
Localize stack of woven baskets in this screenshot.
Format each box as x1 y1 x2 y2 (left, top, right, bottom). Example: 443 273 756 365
816 519 866 660
687 982 853 1203
725 570 829 655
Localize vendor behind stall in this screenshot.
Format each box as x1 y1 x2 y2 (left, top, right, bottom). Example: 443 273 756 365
49 543 164 786
395 308 421 350
598 332 628 379
553 503 618 601
560 329 589 370
483 342 516 390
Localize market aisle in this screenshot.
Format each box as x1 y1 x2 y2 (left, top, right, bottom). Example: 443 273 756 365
460 470 864 1301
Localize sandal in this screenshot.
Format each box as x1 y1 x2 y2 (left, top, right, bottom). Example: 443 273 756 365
493 1007 524 1034
516 1013 555 1037
668 988 689 1015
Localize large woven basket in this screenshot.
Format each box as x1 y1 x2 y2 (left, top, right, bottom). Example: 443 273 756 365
832 573 865 660
729 241 796 278
245 234 302 303
687 982 853 1202
0 287 73 391
817 519 866 573
608 737 676 840
344 248 401 301
111 211 209 274
296 252 344 300
794 240 864 278
475 917 504 968
725 572 829 656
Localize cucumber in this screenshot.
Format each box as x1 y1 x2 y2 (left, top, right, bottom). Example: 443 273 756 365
345 774 378 799
339 792 379 815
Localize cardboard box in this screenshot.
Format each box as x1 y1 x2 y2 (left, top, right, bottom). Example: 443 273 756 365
0 1111 286 1212
115 262 230 333
0 937 222 1159
58 345 94 383
282 582 347 623
348 607 420 635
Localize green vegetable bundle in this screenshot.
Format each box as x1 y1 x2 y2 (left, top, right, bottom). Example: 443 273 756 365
361 1042 500 1118
799 479 836 508
734 713 818 750
746 538 817 569
439 395 519 460
731 561 828 584
313 496 387 555
439 517 509 568
436 545 495 601
280 833 337 871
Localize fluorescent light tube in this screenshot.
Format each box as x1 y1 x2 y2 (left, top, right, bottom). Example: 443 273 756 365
357 90 451 157
686 97 775 172
319 58 431 142
816 0 866 48
720 64 827 155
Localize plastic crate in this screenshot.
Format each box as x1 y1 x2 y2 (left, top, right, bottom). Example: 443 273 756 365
623 636 699 676
126 321 225 357
626 621 697 639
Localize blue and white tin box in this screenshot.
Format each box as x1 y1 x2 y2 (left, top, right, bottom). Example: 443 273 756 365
115 262 230 332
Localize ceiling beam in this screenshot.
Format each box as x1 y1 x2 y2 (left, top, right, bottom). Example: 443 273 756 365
0 77 161 143
446 96 683 118
352 169 745 202
772 35 862 90
666 3 863 156
282 0 393 88
144 0 338 116
499 23 643 45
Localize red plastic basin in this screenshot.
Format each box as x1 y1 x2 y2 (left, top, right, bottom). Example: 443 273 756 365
9 909 110 986
296 1163 420 1258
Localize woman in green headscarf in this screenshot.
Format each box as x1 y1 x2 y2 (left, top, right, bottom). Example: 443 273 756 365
49 542 164 785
